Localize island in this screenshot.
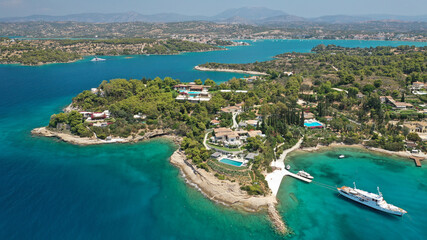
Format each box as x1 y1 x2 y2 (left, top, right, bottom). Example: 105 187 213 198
32 44 427 234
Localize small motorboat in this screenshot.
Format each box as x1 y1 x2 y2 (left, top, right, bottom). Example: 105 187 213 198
286 165 291 170
297 170 313 179
91 56 106 62
339 155 345 159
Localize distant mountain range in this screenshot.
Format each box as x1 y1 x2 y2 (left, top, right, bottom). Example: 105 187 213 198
1 7 426 24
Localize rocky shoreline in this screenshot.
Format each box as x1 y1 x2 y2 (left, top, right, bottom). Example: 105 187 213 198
298 142 427 160
31 127 179 145
194 65 268 75
169 150 287 234
32 127 424 235
31 125 288 234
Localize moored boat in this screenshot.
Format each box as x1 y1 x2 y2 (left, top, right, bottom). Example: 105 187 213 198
297 170 313 179
91 56 106 62
286 165 291 170
339 155 345 159
337 183 407 216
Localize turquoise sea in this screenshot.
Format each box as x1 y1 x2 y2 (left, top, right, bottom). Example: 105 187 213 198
1 39 427 239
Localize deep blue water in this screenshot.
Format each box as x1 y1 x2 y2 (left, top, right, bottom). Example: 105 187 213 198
1 39 427 239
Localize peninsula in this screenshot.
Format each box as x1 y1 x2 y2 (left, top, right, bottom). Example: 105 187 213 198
33 44 427 234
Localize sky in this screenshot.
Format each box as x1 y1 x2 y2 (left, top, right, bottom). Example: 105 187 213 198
0 0 426 18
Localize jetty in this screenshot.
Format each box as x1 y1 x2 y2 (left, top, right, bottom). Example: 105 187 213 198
266 138 311 196
410 156 424 167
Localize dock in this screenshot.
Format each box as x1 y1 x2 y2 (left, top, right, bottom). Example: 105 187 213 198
266 168 312 196
410 156 424 167
285 170 312 183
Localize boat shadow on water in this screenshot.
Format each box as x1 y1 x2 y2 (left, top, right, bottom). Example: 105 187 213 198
337 194 402 221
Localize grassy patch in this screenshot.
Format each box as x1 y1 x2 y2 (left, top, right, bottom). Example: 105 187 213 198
207 143 242 152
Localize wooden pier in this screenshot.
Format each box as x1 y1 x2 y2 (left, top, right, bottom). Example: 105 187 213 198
410 156 424 167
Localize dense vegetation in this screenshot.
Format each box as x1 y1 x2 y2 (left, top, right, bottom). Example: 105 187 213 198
46 45 427 195
0 21 425 41
201 45 427 152
0 38 221 65
202 45 426 92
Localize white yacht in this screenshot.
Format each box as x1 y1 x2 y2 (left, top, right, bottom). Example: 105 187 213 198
286 165 291 170
339 155 345 159
297 170 313 179
91 56 106 62
338 183 407 216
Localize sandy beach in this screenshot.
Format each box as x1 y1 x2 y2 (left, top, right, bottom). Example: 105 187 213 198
194 65 268 75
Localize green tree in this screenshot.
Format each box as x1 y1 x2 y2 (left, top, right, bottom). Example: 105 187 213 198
407 132 422 142
374 80 382 88
348 87 359 98
362 84 375 94
204 78 216 86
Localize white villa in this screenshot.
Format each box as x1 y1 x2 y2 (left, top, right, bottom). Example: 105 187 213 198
212 128 242 147
79 110 110 120
211 128 265 147
411 81 425 90
383 96 413 109
174 83 212 103
221 105 242 114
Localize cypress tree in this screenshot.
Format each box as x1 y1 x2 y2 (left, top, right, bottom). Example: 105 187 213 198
300 110 305 127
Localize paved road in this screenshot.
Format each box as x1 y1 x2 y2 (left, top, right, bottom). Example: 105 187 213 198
203 129 212 150
232 112 239 129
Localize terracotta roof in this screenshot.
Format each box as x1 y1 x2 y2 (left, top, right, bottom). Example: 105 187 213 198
214 128 233 134
221 106 241 112
248 130 262 138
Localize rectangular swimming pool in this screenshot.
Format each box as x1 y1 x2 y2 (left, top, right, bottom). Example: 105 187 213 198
179 90 201 95
304 122 323 128
219 158 243 167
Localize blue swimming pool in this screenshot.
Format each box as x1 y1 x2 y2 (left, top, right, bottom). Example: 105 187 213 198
179 90 201 95
219 158 243 167
304 122 323 127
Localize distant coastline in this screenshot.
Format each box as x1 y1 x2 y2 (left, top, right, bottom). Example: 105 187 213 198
194 65 268 75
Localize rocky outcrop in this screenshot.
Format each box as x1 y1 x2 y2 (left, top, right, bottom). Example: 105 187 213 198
31 127 178 145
